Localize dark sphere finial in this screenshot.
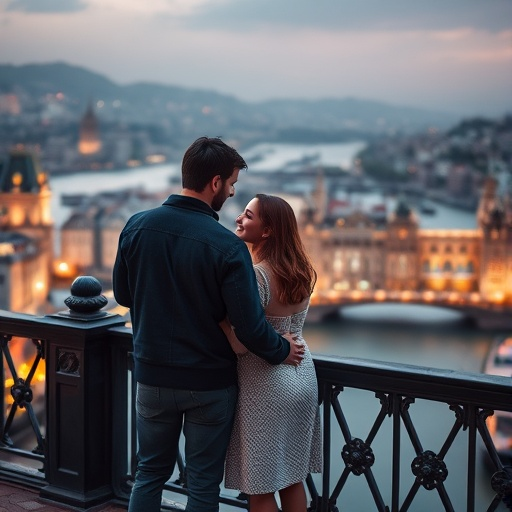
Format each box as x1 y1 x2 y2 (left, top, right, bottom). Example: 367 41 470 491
64 276 108 313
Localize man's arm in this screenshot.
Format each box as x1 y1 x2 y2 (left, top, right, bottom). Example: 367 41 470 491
112 234 132 308
221 243 302 365
220 319 304 366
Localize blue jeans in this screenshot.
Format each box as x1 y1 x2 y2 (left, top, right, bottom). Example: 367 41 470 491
128 383 238 512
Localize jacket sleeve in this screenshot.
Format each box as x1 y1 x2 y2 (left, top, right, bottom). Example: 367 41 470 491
221 242 290 364
112 231 132 308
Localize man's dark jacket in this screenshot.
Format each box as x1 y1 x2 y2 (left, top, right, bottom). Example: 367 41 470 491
113 194 290 390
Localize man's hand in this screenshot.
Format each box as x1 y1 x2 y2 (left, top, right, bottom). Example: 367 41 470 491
282 333 305 366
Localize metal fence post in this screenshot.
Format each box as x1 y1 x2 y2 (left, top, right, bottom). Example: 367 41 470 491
40 276 125 509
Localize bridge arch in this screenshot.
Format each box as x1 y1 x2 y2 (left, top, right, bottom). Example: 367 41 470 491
307 296 512 329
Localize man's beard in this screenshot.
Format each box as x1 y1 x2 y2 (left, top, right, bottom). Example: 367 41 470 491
211 188 228 212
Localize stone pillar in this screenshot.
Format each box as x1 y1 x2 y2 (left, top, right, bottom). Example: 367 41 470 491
40 276 126 509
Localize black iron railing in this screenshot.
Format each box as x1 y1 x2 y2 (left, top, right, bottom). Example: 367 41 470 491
0 276 511 511
106 331 512 512
0 334 45 461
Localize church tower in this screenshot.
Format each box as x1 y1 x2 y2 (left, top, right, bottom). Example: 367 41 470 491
385 197 419 291
78 101 102 156
0 149 53 233
0 149 53 312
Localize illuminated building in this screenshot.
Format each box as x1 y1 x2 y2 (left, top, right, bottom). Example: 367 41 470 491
477 177 512 304
59 189 170 283
302 174 511 304
78 101 102 156
60 210 96 271
0 150 53 313
56 168 511 308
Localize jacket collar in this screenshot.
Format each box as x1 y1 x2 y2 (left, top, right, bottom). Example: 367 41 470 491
163 194 219 221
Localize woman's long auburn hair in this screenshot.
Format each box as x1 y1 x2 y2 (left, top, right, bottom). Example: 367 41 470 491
254 194 317 305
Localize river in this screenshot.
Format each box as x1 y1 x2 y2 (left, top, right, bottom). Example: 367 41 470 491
49 141 508 511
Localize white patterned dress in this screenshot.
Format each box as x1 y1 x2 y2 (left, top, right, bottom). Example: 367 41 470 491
224 265 322 495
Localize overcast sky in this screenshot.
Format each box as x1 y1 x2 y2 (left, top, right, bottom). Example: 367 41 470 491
1 0 511 117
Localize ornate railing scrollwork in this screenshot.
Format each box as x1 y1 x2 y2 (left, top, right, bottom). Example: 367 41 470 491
0 335 46 460
57 350 80 375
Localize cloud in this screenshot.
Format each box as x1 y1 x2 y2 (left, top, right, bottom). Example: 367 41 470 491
5 0 87 13
182 0 512 33
0 0 510 116
85 0 217 17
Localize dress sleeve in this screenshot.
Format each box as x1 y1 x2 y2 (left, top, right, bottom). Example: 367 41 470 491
254 265 271 309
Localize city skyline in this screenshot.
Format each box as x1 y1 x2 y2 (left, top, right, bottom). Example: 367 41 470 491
0 0 511 118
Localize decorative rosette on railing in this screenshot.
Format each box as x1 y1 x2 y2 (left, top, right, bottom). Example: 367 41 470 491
411 450 448 490
64 275 108 314
341 437 375 475
11 378 33 407
491 468 512 499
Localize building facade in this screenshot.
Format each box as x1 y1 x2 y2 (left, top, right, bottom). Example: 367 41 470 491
55 172 512 308
303 175 511 306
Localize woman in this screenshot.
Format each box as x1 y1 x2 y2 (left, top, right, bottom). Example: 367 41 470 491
222 194 322 512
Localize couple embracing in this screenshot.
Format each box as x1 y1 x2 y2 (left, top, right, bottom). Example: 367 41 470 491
113 136 322 512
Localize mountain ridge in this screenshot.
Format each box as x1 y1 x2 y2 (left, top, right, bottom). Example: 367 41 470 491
0 61 461 144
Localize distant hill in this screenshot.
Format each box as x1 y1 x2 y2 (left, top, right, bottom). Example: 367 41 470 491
0 62 460 144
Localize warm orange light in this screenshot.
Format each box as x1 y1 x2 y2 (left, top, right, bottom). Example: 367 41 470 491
400 291 412 301
146 154 166 164
53 260 76 278
422 291 435 302
78 140 101 155
37 172 47 185
333 280 349 291
491 291 505 304
0 243 15 256
470 293 481 303
12 172 22 187
374 290 386 301
425 277 446 291
452 278 473 293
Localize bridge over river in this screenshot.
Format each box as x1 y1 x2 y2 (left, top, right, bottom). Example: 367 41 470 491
307 289 512 329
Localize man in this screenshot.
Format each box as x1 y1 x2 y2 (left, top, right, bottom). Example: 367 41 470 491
113 136 304 512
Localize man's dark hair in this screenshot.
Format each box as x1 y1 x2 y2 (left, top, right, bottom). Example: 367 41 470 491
182 137 247 191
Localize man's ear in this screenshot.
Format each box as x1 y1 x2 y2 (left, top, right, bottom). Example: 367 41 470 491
211 175 222 192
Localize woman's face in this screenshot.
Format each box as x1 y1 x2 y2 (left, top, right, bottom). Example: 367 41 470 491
235 197 268 244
